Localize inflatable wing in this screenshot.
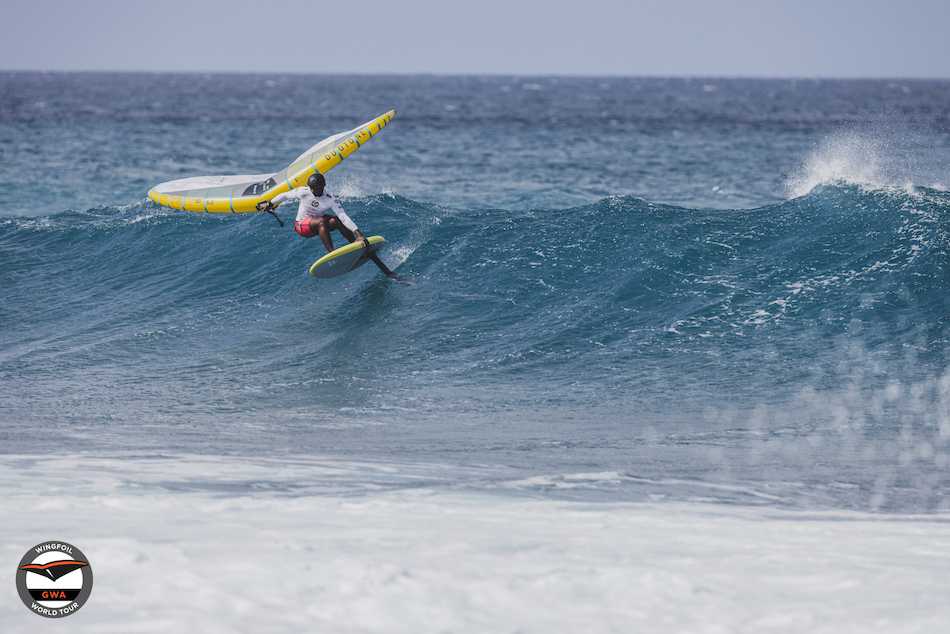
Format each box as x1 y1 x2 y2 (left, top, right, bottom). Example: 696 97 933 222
148 110 395 213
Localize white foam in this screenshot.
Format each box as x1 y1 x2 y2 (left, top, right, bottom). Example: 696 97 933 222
1 455 948 632
787 133 892 198
782 128 950 201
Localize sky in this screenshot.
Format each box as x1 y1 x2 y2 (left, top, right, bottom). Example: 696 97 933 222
3 0 949 78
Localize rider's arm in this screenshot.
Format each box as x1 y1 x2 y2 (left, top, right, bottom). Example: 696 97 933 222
328 195 359 233
257 190 297 211
330 195 370 248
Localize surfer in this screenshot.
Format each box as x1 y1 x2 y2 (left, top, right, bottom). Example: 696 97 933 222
257 173 370 253
258 172 407 283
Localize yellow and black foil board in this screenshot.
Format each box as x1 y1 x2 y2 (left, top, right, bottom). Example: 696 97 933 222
309 236 386 279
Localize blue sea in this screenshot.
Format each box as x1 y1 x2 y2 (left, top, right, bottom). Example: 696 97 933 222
3 73 950 632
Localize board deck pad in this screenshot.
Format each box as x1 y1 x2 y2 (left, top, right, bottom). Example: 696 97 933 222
309 236 387 279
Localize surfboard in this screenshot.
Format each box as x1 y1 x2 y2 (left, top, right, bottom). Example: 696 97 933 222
147 111 395 213
309 236 387 279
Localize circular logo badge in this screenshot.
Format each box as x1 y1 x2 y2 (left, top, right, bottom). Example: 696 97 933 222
15 541 93 618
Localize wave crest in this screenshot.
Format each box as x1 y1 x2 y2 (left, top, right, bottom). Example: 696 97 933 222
787 131 949 197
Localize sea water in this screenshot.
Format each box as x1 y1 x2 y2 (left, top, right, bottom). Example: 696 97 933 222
2 73 950 631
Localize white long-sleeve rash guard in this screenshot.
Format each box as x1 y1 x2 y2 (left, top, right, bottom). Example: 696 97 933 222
271 186 359 232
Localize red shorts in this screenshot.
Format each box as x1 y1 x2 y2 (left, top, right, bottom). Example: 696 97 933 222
294 219 316 238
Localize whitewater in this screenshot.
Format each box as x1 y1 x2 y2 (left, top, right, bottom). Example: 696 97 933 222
2 73 950 631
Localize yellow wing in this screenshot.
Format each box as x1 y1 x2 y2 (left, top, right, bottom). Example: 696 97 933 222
148 110 395 213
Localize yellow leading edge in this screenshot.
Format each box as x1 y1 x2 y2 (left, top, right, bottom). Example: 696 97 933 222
148 110 395 213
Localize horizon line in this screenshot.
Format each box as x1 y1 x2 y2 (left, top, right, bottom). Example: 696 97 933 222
2 69 949 82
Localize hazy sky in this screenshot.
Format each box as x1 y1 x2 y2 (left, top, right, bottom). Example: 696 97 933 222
4 0 948 78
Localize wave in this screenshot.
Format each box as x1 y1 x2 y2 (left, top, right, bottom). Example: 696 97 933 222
3 186 950 417
4 187 950 509
5 185 950 342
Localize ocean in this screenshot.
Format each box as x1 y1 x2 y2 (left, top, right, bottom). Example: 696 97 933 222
2 72 950 631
